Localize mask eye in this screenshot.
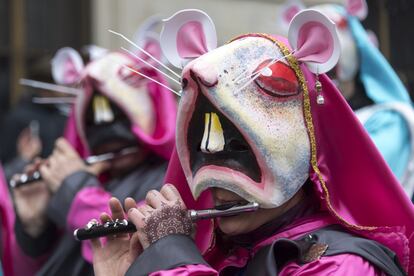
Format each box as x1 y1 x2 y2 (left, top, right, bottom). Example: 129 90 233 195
253 59 299 97
118 65 151 88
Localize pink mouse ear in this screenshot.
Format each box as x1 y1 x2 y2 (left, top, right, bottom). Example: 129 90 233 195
82 45 108 61
133 15 163 49
366 29 379 48
288 9 340 74
346 0 368 20
131 15 163 62
276 0 305 33
160 9 217 69
51 47 84 85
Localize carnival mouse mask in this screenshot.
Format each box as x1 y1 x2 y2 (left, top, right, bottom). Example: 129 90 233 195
161 9 340 208
52 48 158 151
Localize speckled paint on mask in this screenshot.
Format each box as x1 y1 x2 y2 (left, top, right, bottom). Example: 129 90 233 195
177 36 311 208
78 52 156 139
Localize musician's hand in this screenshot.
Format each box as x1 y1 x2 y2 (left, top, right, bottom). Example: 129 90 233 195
40 138 109 193
127 184 193 250
13 159 51 237
91 198 142 276
17 127 42 161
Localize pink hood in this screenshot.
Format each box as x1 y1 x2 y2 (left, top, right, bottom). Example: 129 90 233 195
0 166 13 276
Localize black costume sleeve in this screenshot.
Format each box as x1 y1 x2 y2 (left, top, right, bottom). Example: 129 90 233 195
47 171 100 227
14 214 58 257
125 234 210 276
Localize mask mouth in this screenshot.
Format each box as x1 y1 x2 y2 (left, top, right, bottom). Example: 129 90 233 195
214 200 250 209
187 89 262 184
85 91 137 151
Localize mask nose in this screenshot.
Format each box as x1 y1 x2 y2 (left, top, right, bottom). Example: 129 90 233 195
200 112 225 153
191 61 218 87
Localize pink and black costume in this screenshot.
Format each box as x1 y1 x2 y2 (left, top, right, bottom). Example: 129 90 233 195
14 46 177 275
124 9 414 276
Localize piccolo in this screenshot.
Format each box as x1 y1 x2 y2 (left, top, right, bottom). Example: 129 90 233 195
73 202 259 241
9 147 139 189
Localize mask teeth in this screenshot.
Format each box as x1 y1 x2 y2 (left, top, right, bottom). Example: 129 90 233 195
93 95 114 124
200 112 225 153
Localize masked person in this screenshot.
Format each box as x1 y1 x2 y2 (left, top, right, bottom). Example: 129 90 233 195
91 9 414 276
12 42 177 275
281 0 414 201
0 166 13 276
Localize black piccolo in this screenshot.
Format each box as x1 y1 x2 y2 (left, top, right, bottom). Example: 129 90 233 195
73 202 259 241
9 147 139 189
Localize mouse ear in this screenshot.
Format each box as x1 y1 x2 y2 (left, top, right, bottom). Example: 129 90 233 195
346 0 368 20
366 29 379 48
82 45 108 61
288 9 340 74
276 0 305 34
133 15 163 48
132 15 164 62
160 9 217 69
51 47 84 85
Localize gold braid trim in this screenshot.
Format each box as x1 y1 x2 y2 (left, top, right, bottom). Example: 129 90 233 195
229 33 377 231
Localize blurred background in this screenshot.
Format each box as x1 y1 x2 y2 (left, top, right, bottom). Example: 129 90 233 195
0 0 413 156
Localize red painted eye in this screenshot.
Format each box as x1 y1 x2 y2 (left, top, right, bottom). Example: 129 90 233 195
253 59 299 97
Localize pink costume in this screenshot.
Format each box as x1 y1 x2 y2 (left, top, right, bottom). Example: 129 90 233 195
0 164 49 276
64 49 177 262
124 9 414 276
13 37 177 275
0 165 14 276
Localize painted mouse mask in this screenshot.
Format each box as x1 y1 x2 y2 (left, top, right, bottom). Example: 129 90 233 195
161 9 340 208
160 10 414 273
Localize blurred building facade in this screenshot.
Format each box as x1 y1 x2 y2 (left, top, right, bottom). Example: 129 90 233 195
1 0 413 116
0 0 91 117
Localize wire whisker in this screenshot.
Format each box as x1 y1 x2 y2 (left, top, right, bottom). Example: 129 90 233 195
109 29 181 80
32 97 76 104
122 65 181 97
235 51 295 94
233 41 280 84
20 79 81 95
233 69 249 83
121 47 181 85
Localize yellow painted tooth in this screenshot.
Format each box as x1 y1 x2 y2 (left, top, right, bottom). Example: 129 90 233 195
93 95 114 124
93 96 102 123
100 96 114 122
200 112 225 153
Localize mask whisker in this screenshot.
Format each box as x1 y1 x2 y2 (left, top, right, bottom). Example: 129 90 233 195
235 52 294 93
109 29 181 80
234 41 281 84
32 97 76 104
122 65 181 97
20 78 81 95
121 47 181 85
233 69 249 84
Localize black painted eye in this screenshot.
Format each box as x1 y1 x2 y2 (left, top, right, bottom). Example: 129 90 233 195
182 78 189 90
253 59 299 97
